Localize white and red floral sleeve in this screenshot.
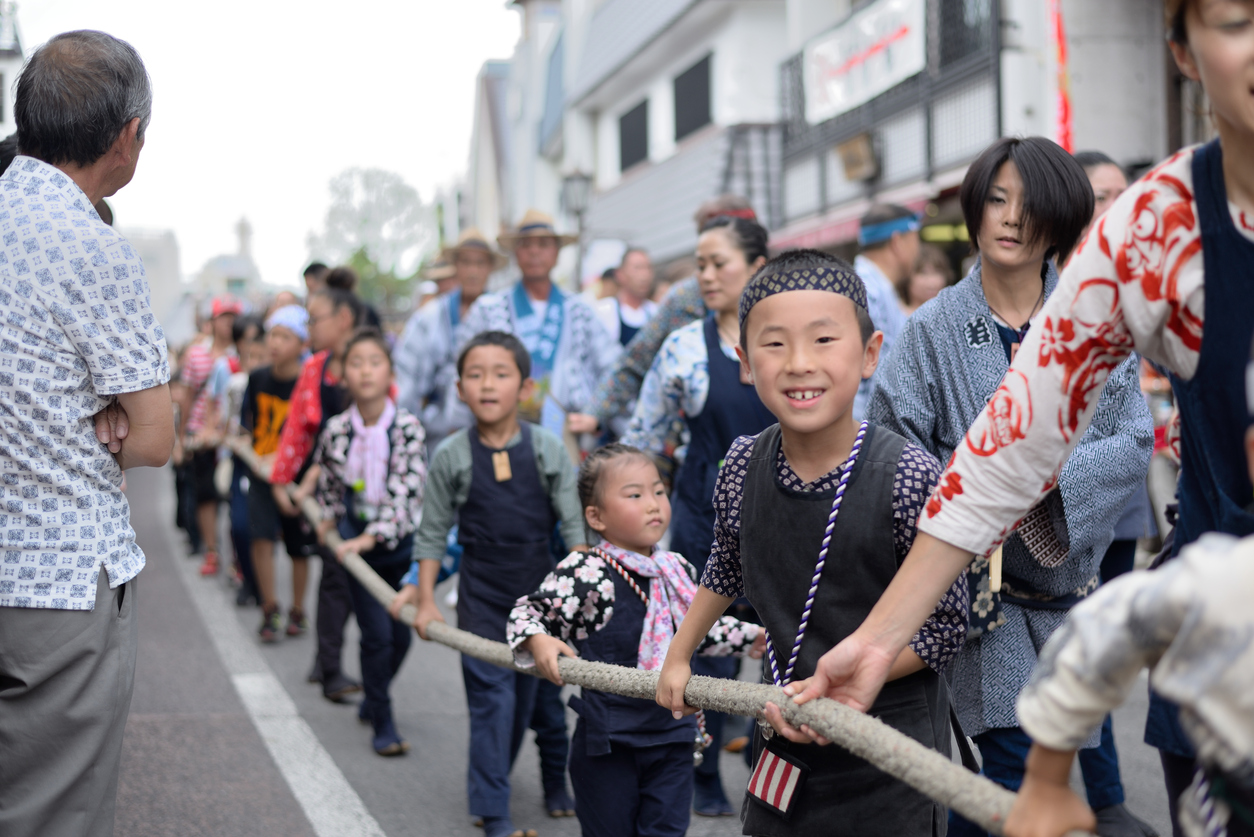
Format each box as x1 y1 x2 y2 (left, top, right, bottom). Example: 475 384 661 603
919 146 1234 555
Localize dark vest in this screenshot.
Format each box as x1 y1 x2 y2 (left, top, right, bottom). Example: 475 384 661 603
568 561 697 756
669 314 775 572
740 424 948 837
456 423 558 642
1170 138 1254 552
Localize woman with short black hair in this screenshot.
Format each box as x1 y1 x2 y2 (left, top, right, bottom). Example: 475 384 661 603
868 136 1154 837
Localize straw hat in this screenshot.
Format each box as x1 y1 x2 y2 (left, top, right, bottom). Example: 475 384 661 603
441 227 509 270
497 208 578 250
422 258 456 281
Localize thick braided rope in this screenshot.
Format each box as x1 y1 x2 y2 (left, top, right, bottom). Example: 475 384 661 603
224 436 1093 837
767 421 867 686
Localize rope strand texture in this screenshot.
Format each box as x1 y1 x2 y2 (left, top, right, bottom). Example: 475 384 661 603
225 436 1092 837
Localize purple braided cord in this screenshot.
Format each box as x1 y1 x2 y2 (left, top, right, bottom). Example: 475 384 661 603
766 421 869 687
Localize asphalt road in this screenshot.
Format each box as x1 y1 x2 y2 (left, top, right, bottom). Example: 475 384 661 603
115 465 1174 836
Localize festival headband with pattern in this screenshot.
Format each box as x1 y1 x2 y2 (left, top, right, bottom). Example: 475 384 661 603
738 264 868 329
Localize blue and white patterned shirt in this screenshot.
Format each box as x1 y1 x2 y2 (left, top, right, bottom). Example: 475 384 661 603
456 280 620 415
0 157 169 611
621 318 734 459
853 255 906 421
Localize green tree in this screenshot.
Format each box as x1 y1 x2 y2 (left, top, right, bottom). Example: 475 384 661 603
307 168 435 314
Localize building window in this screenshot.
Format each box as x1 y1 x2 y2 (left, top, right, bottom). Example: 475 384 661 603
619 99 649 172
673 54 711 141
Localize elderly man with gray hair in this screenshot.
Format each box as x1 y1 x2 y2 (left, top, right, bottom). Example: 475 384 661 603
0 31 172 837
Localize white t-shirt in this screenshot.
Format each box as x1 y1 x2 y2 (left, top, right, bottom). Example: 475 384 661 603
0 157 170 611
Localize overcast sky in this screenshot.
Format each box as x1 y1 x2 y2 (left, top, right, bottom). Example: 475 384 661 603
21 0 521 288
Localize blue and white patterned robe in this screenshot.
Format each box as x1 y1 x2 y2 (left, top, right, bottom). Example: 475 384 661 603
395 293 471 448
456 280 620 415
868 258 1154 737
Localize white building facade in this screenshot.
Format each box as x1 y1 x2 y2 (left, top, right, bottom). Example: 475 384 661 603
465 0 1193 272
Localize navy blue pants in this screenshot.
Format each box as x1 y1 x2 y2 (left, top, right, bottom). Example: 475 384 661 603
531 678 571 800
949 725 1121 836
569 722 694 837
344 561 411 727
462 654 540 818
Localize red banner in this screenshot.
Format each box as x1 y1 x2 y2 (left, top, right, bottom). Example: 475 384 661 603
1051 0 1073 152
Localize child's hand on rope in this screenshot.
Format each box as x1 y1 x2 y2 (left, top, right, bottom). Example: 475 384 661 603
656 659 697 719
1005 745 1095 837
411 598 445 640
761 696 831 745
334 533 375 562
387 584 420 621
521 634 578 685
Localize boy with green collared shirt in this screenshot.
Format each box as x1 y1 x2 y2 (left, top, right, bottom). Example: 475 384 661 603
391 330 584 837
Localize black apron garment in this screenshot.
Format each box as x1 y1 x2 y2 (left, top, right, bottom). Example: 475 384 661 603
740 424 949 837
567 560 697 756
1169 138 1254 552
669 315 776 572
456 423 559 642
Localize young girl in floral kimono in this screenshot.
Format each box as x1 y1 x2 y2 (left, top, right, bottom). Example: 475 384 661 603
309 329 427 756
507 444 763 837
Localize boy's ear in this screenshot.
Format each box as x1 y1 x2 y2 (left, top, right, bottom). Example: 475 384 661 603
456 379 467 404
735 343 754 386
861 331 884 381
519 376 536 403
584 504 606 534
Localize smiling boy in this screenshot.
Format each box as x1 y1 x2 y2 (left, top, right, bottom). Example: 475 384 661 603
655 250 968 836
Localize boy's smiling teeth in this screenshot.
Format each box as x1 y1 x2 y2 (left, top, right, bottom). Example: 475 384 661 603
786 389 823 401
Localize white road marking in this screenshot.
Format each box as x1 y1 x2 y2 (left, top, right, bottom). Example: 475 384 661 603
166 521 386 837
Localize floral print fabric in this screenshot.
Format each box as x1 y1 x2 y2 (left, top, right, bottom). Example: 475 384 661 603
314 406 427 551
507 541 761 669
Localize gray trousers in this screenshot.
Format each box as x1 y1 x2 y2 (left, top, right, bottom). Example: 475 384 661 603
0 572 137 837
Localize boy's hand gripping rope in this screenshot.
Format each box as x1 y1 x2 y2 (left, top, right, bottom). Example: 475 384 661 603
224 435 1093 837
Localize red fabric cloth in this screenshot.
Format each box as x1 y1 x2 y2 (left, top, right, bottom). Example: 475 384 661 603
269 351 401 485
270 352 332 485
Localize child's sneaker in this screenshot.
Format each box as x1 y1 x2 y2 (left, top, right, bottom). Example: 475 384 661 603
285 607 308 637
198 550 219 576
258 607 282 643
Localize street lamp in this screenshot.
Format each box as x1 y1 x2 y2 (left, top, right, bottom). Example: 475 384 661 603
562 171 592 291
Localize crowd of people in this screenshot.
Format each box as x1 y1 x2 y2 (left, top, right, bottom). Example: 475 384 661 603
3 4 1253 837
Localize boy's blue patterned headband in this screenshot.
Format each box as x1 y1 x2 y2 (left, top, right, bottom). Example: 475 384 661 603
858 214 920 247
739 264 868 329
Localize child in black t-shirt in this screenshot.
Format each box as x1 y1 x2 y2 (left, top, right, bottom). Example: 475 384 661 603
241 305 313 642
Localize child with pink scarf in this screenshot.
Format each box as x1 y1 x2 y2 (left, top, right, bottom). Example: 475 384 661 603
310 329 427 756
507 443 764 837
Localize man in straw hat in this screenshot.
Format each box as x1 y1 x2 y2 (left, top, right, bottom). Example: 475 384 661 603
396 228 506 447
457 208 618 425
